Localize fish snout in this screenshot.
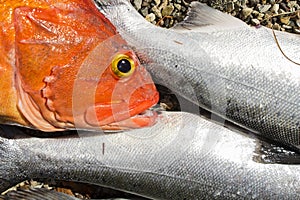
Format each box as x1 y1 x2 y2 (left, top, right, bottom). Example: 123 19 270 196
83 64 159 129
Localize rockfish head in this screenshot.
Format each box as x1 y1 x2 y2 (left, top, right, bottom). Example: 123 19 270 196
13 0 158 131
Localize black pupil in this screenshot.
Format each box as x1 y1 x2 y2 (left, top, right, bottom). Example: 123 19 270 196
117 59 131 73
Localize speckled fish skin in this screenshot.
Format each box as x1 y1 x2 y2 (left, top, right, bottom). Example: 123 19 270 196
94 0 300 150
1 112 300 199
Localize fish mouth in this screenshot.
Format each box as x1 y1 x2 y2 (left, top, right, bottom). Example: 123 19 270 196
102 109 158 130
84 92 159 129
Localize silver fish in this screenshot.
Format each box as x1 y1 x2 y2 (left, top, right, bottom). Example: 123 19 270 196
94 0 300 151
1 111 300 199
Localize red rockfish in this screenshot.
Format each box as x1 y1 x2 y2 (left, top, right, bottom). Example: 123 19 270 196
0 0 159 131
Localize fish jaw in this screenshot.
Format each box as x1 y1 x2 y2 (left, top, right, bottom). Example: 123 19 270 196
84 87 159 128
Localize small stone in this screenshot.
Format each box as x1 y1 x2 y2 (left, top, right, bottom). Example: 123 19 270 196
259 13 265 18
181 6 186 12
231 11 237 16
294 28 300 34
235 0 241 8
296 19 300 27
252 10 259 17
154 0 161 6
225 2 235 13
242 7 253 19
272 17 278 23
278 9 285 14
269 0 276 5
266 21 273 28
159 0 168 10
258 4 272 13
251 18 260 25
174 12 184 21
282 24 292 29
241 0 247 6
270 4 279 14
287 1 297 9
133 0 142 10
151 6 162 18
273 23 281 30
280 16 290 24
249 0 259 7
280 3 289 12
288 20 295 27
174 3 181 11
182 0 189 6
142 1 149 6
162 5 174 16
140 7 149 17
146 13 156 22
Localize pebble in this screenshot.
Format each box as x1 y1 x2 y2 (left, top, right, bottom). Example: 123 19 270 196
258 4 271 13
280 2 289 12
154 0 161 6
151 6 162 18
162 4 174 16
131 0 300 34
270 4 279 14
242 7 253 19
251 18 260 25
280 16 290 25
288 1 297 9
282 24 292 29
174 3 181 10
296 19 300 27
140 7 149 16
146 13 156 22
269 0 275 5
294 28 300 33
258 13 265 20
249 0 259 7
133 0 143 10
273 23 281 30
226 2 235 13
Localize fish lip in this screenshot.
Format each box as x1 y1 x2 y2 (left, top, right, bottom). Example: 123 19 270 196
104 109 158 130
84 91 159 128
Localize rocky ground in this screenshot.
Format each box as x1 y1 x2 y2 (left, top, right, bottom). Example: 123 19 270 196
131 0 300 33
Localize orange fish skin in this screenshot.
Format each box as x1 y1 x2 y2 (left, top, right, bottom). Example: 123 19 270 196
0 0 159 131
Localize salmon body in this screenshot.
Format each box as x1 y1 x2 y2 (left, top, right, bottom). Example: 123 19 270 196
95 0 300 150
0 0 159 131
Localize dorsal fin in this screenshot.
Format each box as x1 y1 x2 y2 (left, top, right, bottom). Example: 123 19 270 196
172 2 248 32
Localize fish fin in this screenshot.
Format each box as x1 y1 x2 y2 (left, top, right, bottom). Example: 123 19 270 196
3 188 80 200
172 2 248 33
253 140 300 164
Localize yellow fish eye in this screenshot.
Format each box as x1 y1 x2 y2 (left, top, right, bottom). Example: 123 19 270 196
111 54 136 78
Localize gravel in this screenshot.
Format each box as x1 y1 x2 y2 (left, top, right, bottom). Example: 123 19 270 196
131 0 300 34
